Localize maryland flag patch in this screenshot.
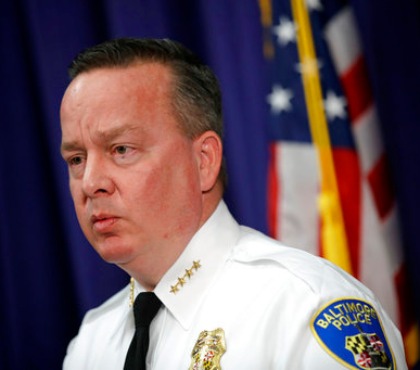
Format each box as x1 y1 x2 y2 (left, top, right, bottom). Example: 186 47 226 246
311 298 395 369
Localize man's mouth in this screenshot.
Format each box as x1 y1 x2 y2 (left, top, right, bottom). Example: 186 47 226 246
91 214 118 233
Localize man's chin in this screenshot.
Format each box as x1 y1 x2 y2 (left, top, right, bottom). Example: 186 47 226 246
93 241 135 265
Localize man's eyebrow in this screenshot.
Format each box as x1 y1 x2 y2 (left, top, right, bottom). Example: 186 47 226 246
60 141 82 155
96 124 143 142
60 124 144 154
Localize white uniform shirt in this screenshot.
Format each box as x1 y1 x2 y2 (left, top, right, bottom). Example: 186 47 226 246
63 201 407 369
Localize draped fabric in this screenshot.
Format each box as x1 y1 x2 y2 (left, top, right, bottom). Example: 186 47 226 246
0 1 418 369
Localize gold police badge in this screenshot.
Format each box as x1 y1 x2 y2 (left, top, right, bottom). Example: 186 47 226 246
189 328 226 370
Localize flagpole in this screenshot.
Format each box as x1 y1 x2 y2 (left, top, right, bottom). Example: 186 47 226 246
290 0 352 274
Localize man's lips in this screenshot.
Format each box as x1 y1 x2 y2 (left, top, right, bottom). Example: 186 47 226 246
91 214 118 233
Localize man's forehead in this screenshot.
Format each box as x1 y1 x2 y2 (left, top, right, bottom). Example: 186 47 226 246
62 62 174 110
60 62 178 147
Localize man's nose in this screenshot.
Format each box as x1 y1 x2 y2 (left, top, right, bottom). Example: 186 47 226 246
82 156 115 197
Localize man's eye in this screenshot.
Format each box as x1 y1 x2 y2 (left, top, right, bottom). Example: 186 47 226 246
69 156 83 166
115 145 128 155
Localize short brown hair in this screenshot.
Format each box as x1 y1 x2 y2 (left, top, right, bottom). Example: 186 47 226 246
68 38 227 188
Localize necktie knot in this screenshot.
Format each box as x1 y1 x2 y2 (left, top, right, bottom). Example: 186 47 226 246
133 292 162 328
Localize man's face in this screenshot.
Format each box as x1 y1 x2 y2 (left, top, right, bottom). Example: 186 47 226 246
60 63 204 269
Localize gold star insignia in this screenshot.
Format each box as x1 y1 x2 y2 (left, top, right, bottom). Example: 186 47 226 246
170 284 180 294
185 268 193 279
193 260 201 270
169 260 203 294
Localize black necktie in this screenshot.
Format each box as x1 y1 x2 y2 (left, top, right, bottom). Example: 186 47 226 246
124 292 162 370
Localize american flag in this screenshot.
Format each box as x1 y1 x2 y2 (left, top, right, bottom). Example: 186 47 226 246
259 0 418 366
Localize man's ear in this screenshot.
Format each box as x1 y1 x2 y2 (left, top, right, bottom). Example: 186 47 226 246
193 131 223 192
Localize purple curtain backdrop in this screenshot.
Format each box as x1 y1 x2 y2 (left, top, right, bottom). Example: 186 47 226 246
0 0 418 368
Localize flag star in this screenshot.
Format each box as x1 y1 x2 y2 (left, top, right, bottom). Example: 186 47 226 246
306 0 323 11
272 16 297 46
267 85 293 114
324 90 347 121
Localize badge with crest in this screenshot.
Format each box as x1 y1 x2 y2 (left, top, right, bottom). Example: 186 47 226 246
189 328 226 370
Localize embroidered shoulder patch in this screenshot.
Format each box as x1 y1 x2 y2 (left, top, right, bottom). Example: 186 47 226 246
311 298 395 369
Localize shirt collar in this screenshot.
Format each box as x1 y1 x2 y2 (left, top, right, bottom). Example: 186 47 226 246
153 200 240 330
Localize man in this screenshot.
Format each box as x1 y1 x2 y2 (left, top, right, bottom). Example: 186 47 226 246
61 38 407 369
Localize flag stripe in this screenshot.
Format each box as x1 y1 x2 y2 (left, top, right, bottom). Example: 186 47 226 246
268 143 280 239
323 6 360 74
333 149 361 277
359 182 399 320
367 153 395 219
352 107 383 173
274 142 320 256
341 56 374 122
